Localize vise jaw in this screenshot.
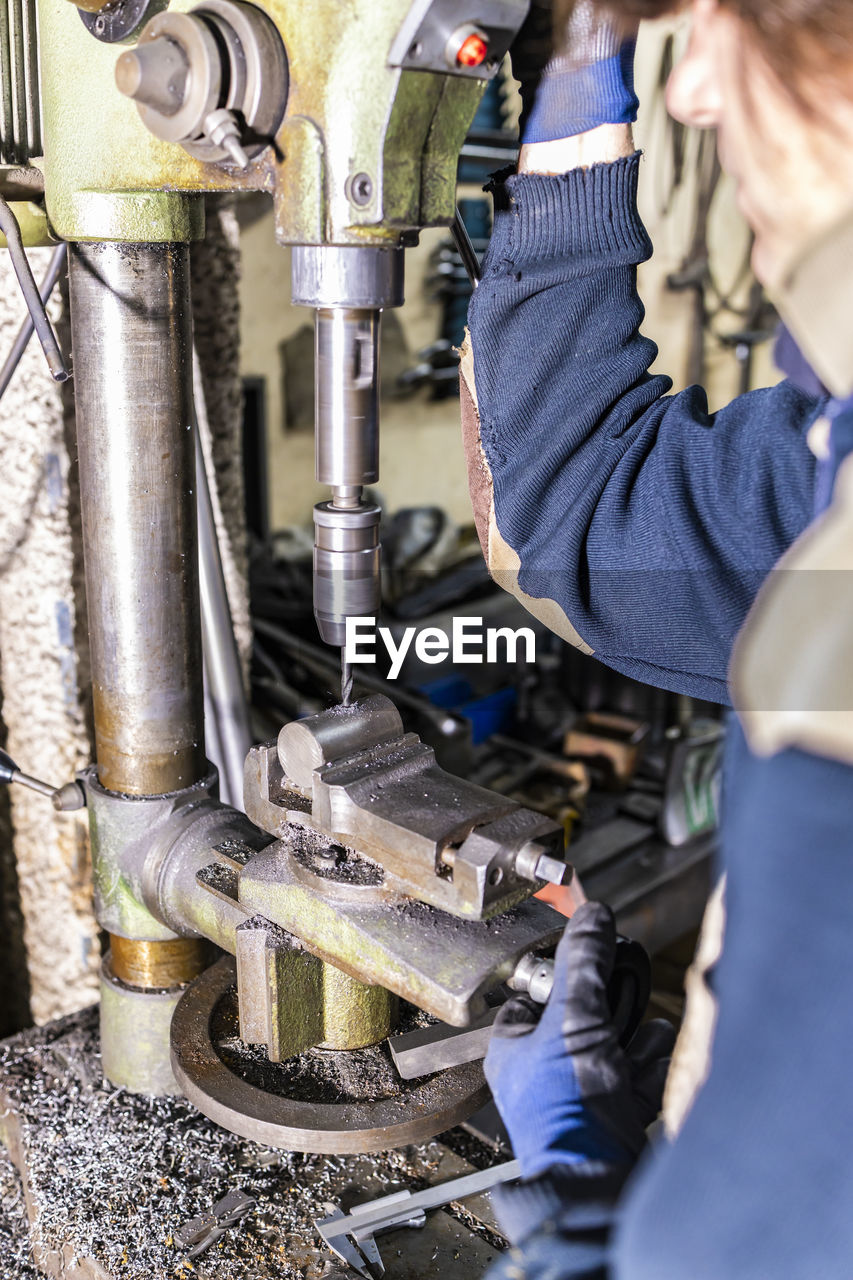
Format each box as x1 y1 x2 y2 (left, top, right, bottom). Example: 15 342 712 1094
244 695 572 921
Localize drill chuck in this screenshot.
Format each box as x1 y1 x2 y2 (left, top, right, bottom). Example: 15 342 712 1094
313 501 381 647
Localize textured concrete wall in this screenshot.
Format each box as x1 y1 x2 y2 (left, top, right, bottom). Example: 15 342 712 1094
0 249 98 1026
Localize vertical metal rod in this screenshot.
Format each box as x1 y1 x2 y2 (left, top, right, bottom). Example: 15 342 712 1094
10 0 25 164
0 1 14 164
69 242 205 796
22 0 40 157
193 352 252 808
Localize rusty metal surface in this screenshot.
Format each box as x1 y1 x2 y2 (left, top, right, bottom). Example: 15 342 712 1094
0 1005 506 1279
108 935 210 987
171 956 491 1155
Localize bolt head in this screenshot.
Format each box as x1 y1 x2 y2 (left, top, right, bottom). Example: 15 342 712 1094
534 853 573 887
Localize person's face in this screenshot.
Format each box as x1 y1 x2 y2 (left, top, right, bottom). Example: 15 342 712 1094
665 0 853 285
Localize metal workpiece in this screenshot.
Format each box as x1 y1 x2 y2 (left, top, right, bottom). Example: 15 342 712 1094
291 245 404 310
83 764 220 940
171 955 490 1153
313 500 381 647
278 694 402 792
237 840 565 1026
69 242 205 796
508 952 555 1005
115 0 288 167
514 840 574 887
100 955 184 1095
249 697 571 920
236 916 396 1060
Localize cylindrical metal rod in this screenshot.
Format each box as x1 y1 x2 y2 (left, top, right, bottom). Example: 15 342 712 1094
69 242 205 796
0 197 68 381
315 307 380 489
194 417 252 809
0 242 67 404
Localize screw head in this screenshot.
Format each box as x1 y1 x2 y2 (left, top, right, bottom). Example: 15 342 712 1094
348 172 373 207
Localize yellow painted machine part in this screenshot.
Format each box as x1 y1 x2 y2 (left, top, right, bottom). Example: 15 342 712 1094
0 200 53 246
35 0 485 244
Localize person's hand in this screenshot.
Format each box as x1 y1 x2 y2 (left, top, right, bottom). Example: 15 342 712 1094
511 0 639 144
485 902 675 1178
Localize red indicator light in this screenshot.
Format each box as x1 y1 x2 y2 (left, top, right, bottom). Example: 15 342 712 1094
457 31 488 67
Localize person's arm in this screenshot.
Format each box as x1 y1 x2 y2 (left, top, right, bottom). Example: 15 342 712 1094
462 37 820 704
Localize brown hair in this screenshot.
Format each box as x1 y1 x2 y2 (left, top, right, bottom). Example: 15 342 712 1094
557 1 853 104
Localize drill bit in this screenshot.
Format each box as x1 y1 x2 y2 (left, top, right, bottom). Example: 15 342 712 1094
341 649 353 706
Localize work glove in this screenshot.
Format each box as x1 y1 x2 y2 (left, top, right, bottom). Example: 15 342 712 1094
485 902 675 1179
511 0 639 143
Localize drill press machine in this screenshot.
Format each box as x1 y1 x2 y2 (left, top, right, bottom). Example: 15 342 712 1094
0 0 612 1154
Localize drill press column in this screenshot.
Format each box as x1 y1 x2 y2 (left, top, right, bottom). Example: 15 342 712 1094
69 240 209 1093
291 245 403 695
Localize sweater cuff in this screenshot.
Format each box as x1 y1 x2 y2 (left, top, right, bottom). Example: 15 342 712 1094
493 1161 629 1246
484 152 651 269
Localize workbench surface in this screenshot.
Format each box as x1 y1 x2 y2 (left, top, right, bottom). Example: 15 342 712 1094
0 1007 507 1280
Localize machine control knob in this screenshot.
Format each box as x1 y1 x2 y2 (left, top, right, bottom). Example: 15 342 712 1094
115 35 189 116
115 0 287 169
445 23 490 70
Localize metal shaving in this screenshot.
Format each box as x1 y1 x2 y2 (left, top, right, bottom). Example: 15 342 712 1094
0 1147 40 1278
0 1006 505 1279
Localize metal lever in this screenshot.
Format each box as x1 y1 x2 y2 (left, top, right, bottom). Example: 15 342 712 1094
450 205 482 287
315 1159 521 1279
0 242 68 405
0 747 85 811
0 199 69 384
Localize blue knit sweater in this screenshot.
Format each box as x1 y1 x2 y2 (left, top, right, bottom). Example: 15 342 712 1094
468 155 853 1279
468 155 818 702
